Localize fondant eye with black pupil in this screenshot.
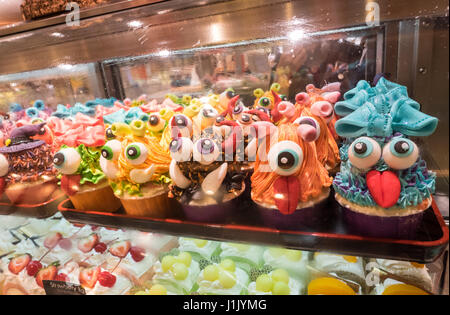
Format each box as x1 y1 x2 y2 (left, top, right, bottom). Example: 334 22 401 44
38 128 46 135
278 151 296 169
174 115 187 127
200 139 215 154
149 115 160 126
298 118 316 128
394 141 410 154
170 139 181 153
354 142 367 155
216 116 224 123
101 147 113 160
241 114 251 122
105 128 115 139
226 90 235 98
53 153 64 166
259 97 271 107
282 95 288 101
233 104 243 114
125 142 148 165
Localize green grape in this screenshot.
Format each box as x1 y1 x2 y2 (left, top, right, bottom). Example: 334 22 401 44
220 259 236 272
172 263 189 280
255 274 273 292
218 270 236 289
149 284 167 295
161 255 176 272
203 265 220 282
193 239 208 248
271 269 289 284
177 252 192 267
272 281 290 295
285 249 302 261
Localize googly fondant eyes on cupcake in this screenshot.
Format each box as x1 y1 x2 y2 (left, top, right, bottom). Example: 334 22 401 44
233 102 244 115
294 117 321 142
147 114 166 132
193 138 220 165
101 140 121 161
258 97 272 107
170 137 194 162
125 142 148 165
268 140 304 176
348 137 381 169
383 138 419 170
53 148 81 174
170 114 193 138
0 153 9 177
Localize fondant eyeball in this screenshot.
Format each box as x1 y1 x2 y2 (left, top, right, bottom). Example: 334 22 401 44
193 138 220 165
124 142 148 165
170 114 193 138
0 153 9 177
147 114 166 133
53 148 81 174
101 140 121 161
383 138 419 170
169 137 194 162
258 97 272 108
348 137 381 170
294 117 321 142
268 140 304 176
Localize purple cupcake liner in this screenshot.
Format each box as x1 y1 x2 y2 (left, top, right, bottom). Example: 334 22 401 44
340 204 425 240
182 199 236 223
255 194 333 231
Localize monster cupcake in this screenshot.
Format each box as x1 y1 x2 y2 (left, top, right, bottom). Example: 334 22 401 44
333 79 438 239
251 122 333 230
0 124 58 205
100 120 177 217
168 116 247 223
197 259 249 295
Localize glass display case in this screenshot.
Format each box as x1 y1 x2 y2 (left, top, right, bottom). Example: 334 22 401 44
0 0 448 295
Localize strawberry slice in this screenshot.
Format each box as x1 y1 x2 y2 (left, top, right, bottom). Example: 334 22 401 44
60 174 81 196
77 234 99 253
44 232 63 249
8 254 31 275
79 266 100 289
109 241 131 258
55 273 70 282
35 265 57 288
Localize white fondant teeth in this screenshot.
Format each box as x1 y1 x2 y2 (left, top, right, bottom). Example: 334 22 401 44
0 153 9 177
201 162 228 195
100 156 120 180
169 160 191 189
129 164 155 184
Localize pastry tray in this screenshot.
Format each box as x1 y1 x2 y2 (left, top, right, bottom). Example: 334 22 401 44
58 196 449 264
0 193 66 218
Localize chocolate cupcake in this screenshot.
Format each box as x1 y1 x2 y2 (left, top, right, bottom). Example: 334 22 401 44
0 124 58 205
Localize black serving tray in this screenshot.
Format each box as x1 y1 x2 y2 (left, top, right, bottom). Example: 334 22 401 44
58 193 449 264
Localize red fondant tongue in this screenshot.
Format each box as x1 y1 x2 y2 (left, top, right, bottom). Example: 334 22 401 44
366 170 401 208
273 176 300 215
61 174 81 196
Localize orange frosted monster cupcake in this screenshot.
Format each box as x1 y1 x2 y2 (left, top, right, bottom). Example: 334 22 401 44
100 120 177 218
251 123 333 230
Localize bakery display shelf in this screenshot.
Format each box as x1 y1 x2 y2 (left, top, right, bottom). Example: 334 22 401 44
58 196 449 264
0 193 65 218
